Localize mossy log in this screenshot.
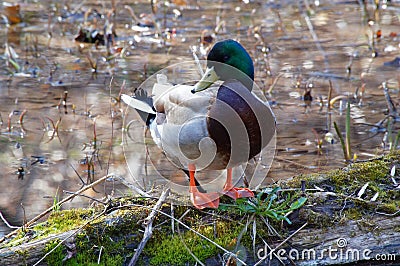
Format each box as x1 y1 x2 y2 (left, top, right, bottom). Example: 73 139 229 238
288 214 400 265
0 231 73 266
0 153 399 266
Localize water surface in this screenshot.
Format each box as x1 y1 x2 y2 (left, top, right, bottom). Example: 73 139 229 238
0 0 399 236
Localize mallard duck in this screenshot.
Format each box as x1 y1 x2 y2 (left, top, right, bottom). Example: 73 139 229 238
122 39 275 209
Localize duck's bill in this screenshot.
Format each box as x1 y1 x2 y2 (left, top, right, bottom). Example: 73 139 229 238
191 66 219 93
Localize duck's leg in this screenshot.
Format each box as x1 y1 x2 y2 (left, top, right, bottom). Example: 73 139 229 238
222 168 254 200
188 163 220 209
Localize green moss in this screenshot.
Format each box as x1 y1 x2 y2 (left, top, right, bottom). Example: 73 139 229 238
386 190 400 200
44 238 125 266
284 153 400 224
298 208 334 227
288 154 395 190
31 209 95 241
44 240 65 266
4 208 95 248
15 248 29 265
343 208 363 220
333 160 389 189
70 209 147 264
41 206 147 266
377 202 399 214
145 220 243 265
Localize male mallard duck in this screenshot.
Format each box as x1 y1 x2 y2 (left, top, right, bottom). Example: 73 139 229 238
122 39 275 209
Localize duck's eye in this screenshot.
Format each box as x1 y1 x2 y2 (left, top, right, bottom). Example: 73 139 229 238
223 55 230 61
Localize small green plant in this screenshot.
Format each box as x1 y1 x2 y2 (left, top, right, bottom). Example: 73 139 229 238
386 116 400 151
392 131 400 151
52 187 61 212
219 187 307 224
334 100 354 161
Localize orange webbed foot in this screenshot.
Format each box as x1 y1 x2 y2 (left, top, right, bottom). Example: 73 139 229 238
190 191 220 209
223 187 254 200
223 168 254 200
188 163 220 209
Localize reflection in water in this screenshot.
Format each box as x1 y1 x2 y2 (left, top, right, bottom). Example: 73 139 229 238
1 1 399 236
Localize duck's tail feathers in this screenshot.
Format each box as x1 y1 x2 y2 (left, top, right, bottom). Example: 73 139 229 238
121 93 156 126
121 94 156 114
121 74 172 114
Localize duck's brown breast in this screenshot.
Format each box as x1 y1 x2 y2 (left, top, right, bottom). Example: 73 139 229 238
206 80 275 169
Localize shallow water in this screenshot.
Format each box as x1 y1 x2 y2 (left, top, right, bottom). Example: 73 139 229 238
0 0 399 236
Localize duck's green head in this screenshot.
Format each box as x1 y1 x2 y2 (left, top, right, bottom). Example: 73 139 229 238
192 39 254 93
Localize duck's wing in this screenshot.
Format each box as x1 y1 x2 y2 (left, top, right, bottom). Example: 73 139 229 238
154 83 216 122
153 83 219 169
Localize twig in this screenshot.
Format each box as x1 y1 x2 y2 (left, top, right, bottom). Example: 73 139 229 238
176 209 205 266
252 217 256 259
171 202 174 234
327 80 333 112
267 73 284 94
0 211 19 229
345 100 352 160
97 246 104 264
18 109 27 127
382 82 397 116
260 238 286 265
258 215 281 238
376 209 400 216
69 163 86 188
128 188 170 266
330 95 348 107
7 111 13 132
21 203 26 232
106 76 115 177
45 117 62 144
63 190 105 204
326 80 333 132
113 175 151 197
